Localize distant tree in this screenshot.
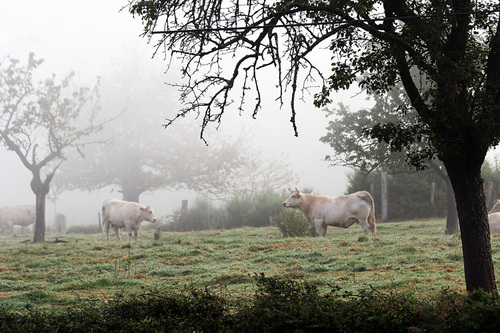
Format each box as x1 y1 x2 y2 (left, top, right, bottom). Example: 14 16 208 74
0 53 104 242
482 159 500 208
53 54 298 202
320 88 458 233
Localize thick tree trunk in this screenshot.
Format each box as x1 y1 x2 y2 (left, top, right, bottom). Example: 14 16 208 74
122 190 141 203
445 160 497 292
445 178 459 235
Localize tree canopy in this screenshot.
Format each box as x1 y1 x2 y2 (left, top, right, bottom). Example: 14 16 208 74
128 0 500 292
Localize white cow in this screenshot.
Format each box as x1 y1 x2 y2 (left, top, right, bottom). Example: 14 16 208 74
489 199 500 214
489 212 500 234
0 204 36 235
283 189 376 237
102 199 158 241
54 213 68 234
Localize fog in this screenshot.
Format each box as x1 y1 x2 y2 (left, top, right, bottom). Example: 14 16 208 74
0 0 373 226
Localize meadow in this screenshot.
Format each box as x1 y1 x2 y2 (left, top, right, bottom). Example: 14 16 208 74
3 218 500 315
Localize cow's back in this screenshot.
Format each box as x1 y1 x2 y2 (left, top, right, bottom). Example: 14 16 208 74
324 191 372 219
103 199 141 225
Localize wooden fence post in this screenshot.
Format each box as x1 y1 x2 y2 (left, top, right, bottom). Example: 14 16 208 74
381 171 388 222
486 181 494 207
431 182 436 204
98 211 101 233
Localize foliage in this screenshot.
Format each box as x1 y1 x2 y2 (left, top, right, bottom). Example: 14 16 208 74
321 88 421 172
271 208 316 237
347 169 448 221
2 275 500 332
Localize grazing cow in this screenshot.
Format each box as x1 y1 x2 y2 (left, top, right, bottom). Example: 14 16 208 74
489 212 500 234
489 199 500 214
283 189 376 237
0 204 36 235
102 199 157 241
54 213 68 234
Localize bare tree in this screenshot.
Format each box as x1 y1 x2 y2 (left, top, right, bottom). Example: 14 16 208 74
0 53 105 242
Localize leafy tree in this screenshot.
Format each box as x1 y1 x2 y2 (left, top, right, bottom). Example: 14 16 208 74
128 1 500 292
54 122 249 202
0 53 104 242
320 88 459 233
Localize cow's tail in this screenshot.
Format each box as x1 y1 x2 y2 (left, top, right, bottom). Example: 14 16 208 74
365 191 377 238
101 204 107 233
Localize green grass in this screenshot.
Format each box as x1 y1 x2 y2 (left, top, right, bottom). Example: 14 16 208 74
1 219 498 313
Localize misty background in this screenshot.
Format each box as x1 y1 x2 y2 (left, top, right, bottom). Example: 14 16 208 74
0 1 385 227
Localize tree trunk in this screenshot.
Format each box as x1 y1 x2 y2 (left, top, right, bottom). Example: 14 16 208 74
33 193 46 242
122 190 141 203
445 160 497 292
445 178 459 235
31 169 51 243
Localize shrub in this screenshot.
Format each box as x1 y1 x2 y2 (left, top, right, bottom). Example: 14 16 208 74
66 224 101 234
271 208 316 237
2 277 500 332
170 197 227 231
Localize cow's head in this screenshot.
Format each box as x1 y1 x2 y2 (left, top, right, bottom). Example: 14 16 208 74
283 188 301 208
140 205 158 223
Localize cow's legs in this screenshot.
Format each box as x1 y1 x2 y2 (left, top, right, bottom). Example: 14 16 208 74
314 218 327 237
124 222 133 241
360 219 370 235
104 221 110 241
113 226 121 240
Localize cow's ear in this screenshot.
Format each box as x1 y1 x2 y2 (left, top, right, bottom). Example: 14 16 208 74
140 207 146 212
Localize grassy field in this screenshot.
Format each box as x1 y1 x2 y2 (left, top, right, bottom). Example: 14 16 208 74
1 218 500 313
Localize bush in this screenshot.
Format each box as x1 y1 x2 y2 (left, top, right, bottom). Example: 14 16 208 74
2 277 500 332
170 197 227 231
226 191 285 228
271 208 316 237
66 224 101 234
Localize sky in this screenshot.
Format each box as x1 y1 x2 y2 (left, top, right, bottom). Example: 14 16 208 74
0 0 374 226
